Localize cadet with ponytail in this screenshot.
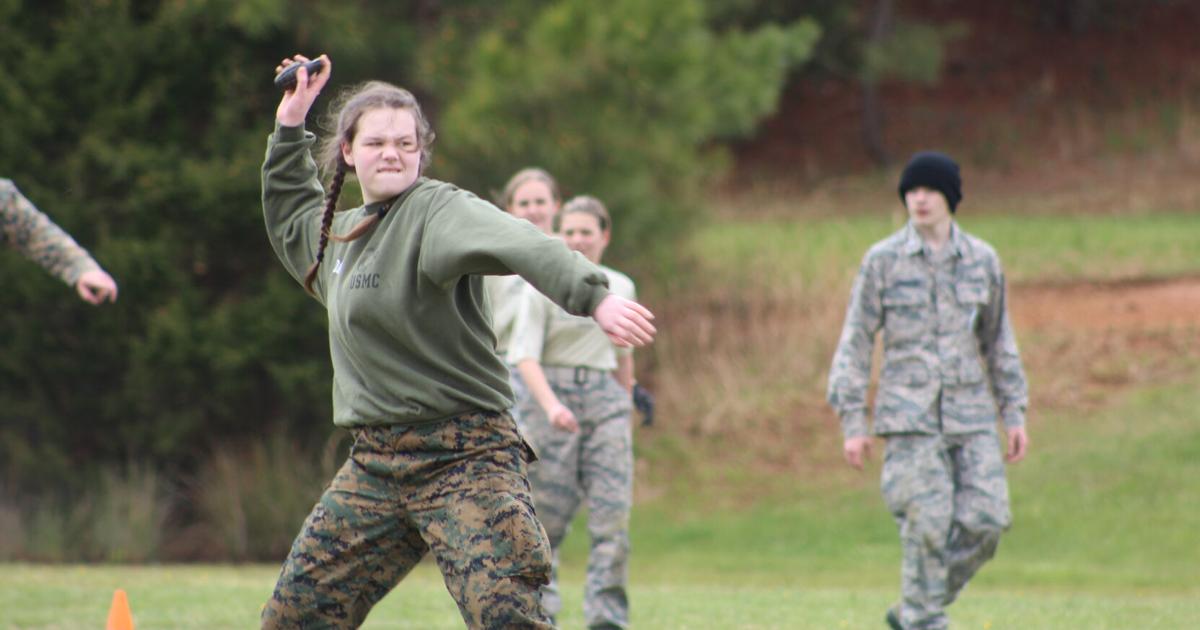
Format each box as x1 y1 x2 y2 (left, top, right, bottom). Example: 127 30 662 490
485 167 562 418
259 54 657 630
508 195 639 629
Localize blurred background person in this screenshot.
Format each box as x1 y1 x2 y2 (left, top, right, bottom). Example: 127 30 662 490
827 152 1029 630
486 168 563 417
509 195 638 630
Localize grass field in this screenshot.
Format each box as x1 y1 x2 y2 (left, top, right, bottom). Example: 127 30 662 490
684 212 1200 292
1 563 1194 629
3 375 1197 628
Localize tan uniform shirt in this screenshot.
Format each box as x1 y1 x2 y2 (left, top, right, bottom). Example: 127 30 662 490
485 274 528 358
508 265 636 370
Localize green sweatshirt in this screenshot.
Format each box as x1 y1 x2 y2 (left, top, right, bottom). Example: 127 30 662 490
262 123 611 427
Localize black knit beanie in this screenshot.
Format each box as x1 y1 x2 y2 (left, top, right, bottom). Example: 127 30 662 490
898 151 962 213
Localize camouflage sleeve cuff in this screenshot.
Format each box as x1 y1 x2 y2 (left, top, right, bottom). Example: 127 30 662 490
1001 405 1026 429
62 259 102 286
839 409 870 440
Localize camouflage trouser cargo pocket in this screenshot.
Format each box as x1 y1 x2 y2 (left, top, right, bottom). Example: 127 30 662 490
262 411 554 630
880 432 1010 630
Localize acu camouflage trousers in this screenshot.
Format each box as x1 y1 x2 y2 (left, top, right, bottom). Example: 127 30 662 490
517 365 634 630
882 432 1012 630
261 411 555 630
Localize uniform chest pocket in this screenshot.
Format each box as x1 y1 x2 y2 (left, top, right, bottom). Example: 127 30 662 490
881 284 928 343
955 281 990 332
955 282 989 307
948 279 991 378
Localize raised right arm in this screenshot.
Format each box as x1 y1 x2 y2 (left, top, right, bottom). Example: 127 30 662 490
262 124 325 289
261 54 332 295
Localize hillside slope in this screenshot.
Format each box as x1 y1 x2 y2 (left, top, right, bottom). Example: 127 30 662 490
732 1 1200 180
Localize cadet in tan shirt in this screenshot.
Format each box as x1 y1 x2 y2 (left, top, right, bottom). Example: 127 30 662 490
508 195 637 630
485 168 562 407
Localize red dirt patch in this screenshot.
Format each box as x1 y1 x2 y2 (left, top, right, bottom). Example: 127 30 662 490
1009 276 1200 416
1012 276 1200 332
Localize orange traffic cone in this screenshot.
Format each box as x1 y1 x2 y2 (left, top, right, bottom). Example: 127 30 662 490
106 588 135 630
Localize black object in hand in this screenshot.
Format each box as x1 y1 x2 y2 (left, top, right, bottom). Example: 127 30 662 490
633 383 655 427
274 59 325 91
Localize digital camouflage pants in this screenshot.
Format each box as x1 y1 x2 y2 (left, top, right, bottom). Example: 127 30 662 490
881 432 1012 630
516 365 634 630
261 411 555 630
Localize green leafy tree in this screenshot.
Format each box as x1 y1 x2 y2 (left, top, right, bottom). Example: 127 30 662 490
418 0 819 265
0 0 817 502
704 0 965 165
0 0 416 492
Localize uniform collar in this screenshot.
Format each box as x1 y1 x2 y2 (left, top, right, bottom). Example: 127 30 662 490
365 177 428 218
364 199 392 217
902 221 967 259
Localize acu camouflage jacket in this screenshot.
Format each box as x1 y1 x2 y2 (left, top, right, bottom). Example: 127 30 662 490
827 223 1028 439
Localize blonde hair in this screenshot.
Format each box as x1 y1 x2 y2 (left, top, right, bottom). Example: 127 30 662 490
303 81 436 295
501 167 561 212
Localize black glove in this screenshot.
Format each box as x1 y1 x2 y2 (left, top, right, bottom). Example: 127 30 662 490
632 383 655 427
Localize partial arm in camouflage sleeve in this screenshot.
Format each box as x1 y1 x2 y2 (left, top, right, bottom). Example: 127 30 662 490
981 264 1029 429
827 254 884 439
0 180 102 286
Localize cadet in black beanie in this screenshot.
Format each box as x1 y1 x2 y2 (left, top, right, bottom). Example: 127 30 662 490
830 146 1031 630
898 151 962 213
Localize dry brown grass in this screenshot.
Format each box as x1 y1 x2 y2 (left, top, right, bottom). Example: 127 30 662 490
1013 279 1200 415
638 93 1200 503
635 273 855 504
637 267 1200 505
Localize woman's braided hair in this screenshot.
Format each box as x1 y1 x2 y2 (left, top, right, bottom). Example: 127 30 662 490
302 81 435 295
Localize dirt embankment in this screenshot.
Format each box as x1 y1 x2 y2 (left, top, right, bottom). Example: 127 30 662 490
634 276 1200 503
1012 276 1200 332
1009 276 1200 416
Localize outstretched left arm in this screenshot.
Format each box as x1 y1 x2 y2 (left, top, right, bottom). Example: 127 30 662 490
1 180 116 302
